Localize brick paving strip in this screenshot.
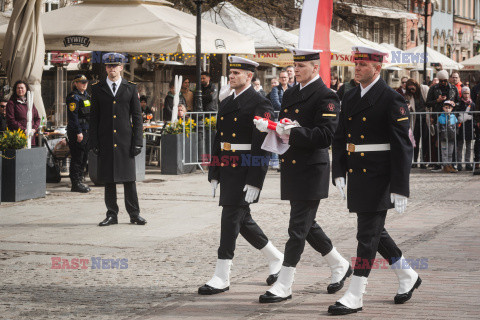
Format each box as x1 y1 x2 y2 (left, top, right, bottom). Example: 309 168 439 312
0 169 479 319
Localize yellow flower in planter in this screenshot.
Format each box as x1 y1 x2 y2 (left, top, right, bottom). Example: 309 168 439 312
0 129 28 152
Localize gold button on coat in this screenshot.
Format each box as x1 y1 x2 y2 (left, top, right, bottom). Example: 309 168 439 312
220 117 224 120
361 135 364 139
348 152 351 156
348 117 352 120
363 169 367 173
114 130 117 133
349 169 353 173
281 159 285 163
113 115 117 118
292 160 296 164
361 153 364 157
114 144 117 147
295 109 299 113
363 117 366 121
221 163 224 167
113 101 116 104
348 134 351 137
234 118 237 121
284 109 288 113
232 133 236 137
232 149 235 153
232 164 236 168
220 132 223 136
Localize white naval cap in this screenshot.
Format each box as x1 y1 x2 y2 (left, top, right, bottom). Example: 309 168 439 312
290 48 323 62
228 56 259 72
352 46 389 63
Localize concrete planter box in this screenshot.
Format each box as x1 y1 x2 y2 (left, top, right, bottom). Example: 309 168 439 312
1 147 47 202
89 138 146 185
161 133 197 175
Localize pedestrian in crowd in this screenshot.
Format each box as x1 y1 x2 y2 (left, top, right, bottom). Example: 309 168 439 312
456 86 475 171
266 77 279 101
396 76 409 98
430 77 439 87
0 98 8 134
89 52 147 227
451 71 464 98
330 46 420 315
181 78 194 111
255 49 351 304
66 74 91 193
140 95 153 122
464 81 470 89
426 76 432 86
405 79 428 169
269 70 290 112
426 70 460 171
252 77 267 97
437 100 458 173
198 71 218 111
198 56 284 296
6 80 40 146
164 80 186 122
330 73 342 91
286 65 297 86
337 77 360 101
177 104 187 119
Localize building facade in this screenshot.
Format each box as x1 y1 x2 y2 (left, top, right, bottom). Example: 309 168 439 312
452 0 476 62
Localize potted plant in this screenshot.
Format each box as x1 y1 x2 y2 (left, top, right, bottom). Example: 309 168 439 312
0 129 47 202
161 118 198 175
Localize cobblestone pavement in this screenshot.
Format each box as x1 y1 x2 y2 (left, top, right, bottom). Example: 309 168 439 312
0 167 479 319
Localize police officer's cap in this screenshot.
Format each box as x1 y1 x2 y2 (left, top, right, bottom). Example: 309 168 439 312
291 48 322 62
73 74 88 83
228 56 259 72
103 52 127 65
352 46 388 63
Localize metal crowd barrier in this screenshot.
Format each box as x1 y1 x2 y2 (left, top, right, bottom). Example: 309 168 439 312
410 111 480 171
179 110 480 172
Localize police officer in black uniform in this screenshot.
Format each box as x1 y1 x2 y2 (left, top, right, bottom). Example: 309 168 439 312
89 53 147 227
198 56 284 296
255 49 352 304
67 74 91 193
328 46 420 316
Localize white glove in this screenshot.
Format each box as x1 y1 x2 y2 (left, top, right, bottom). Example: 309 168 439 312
218 76 232 102
243 184 260 203
390 193 407 214
334 177 346 200
253 118 269 132
276 122 291 136
211 179 218 198
171 75 182 122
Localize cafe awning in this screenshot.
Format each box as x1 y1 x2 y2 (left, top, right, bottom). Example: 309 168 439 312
0 0 255 54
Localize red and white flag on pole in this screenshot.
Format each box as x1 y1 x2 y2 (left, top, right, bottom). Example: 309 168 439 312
298 0 333 88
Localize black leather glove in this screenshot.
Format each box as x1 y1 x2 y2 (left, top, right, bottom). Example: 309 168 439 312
92 147 99 156
131 145 142 157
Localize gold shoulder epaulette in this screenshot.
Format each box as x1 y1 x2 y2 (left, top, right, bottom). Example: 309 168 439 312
128 81 137 85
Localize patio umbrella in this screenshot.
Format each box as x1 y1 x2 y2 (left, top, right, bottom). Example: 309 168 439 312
1 0 45 117
0 0 255 54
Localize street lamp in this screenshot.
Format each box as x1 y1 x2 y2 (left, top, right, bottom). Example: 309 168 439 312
421 0 430 85
194 0 204 112
458 28 464 43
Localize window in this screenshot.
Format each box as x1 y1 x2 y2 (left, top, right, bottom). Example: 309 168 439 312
447 0 452 13
411 29 416 42
45 0 59 12
374 22 379 43
441 0 445 12
358 20 364 38
390 24 396 45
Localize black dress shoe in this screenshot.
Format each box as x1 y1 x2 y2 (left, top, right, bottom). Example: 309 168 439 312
130 215 147 225
394 276 422 304
99 216 118 226
198 284 229 295
259 291 291 303
328 302 362 315
71 183 90 193
327 266 353 294
266 272 279 285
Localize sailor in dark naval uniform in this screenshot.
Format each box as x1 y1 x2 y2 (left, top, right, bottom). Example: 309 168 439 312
198 56 284 295
89 53 147 227
254 49 351 304
67 74 91 193
328 46 421 316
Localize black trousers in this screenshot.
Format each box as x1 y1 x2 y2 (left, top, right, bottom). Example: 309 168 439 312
218 205 269 260
68 131 88 184
105 182 140 218
354 211 403 277
413 117 429 164
283 200 333 267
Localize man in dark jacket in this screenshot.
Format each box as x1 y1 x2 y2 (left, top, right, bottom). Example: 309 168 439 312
329 46 420 315
198 72 218 112
89 53 147 227
256 49 351 304
198 56 284 296
426 70 459 112
163 80 186 121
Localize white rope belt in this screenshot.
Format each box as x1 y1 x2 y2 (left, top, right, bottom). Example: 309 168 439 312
221 142 251 151
346 143 391 152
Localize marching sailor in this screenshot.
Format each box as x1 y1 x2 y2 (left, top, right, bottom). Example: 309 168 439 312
328 46 421 315
198 56 284 295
